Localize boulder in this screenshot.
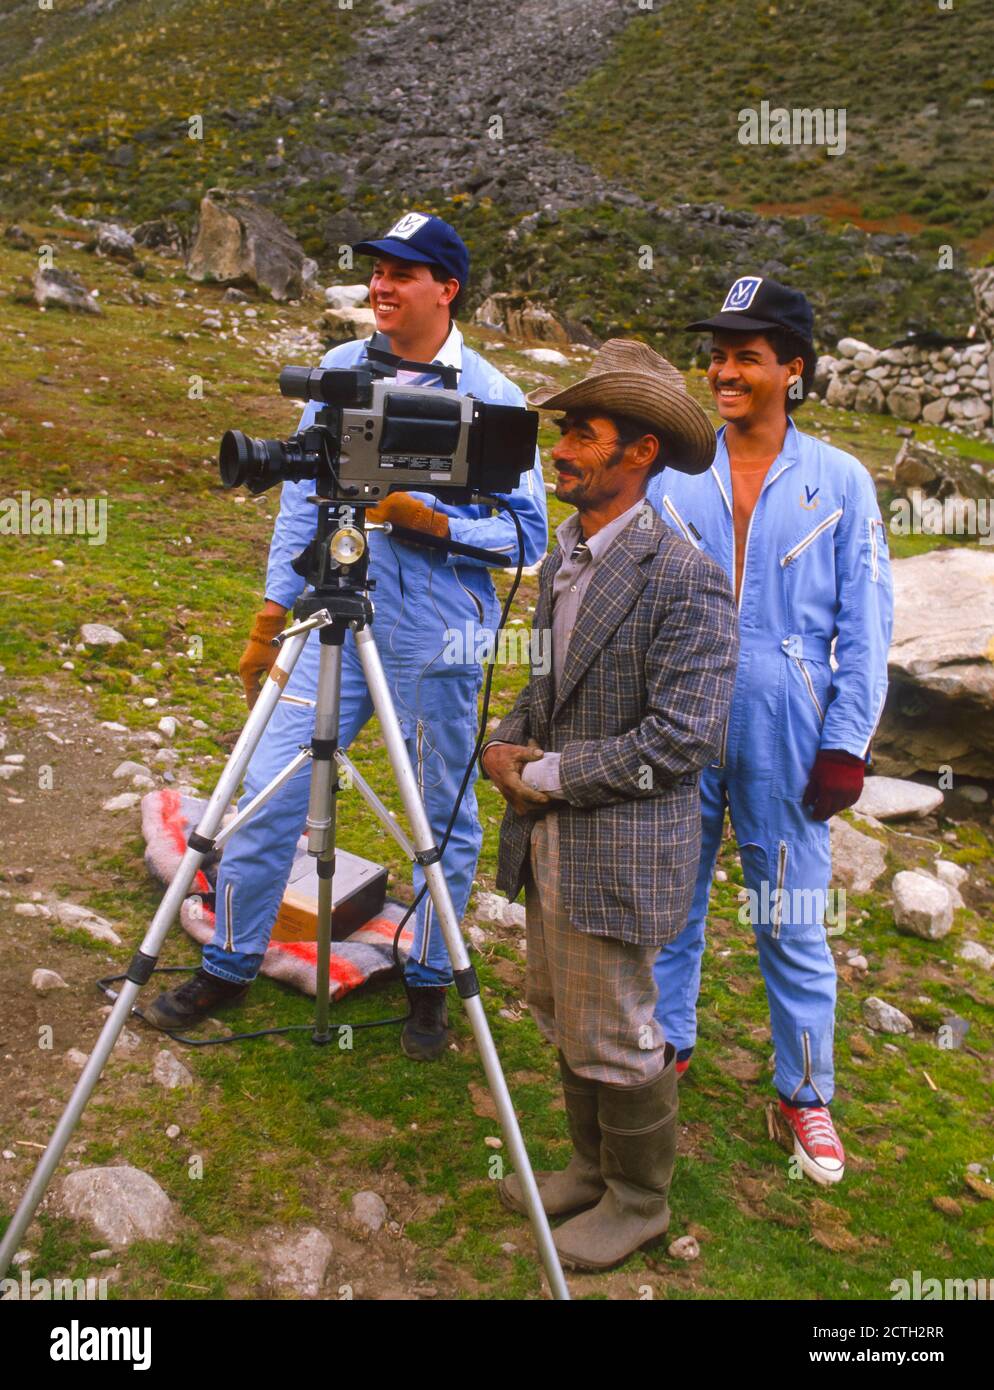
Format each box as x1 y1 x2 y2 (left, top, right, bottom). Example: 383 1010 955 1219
829 817 887 891
186 189 318 302
473 291 598 346
958 940 994 971
30 267 101 315
875 551 994 778
854 380 885 414
853 777 944 820
153 1049 194 1090
59 1166 176 1247
88 223 135 259
892 870 953 940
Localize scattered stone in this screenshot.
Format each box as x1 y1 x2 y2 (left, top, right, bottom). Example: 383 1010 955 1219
52 902 122 945
521 347 569 366
668 1234 700 1261
324 284 369 309
862 996 913 1035
830 817 887 891
165 1125 181 1139
112 1028 142 1054
263 1226 333 1297
958 784 988 804
14 902 50 918
89 1249 114 1261
157 716 178 738
152 1050 194 1090
101 793 140 812
500 1241 518 1255
321 306 376 340
854 777 944 821
79 623 125 646
847 954 869 975
892 870 953 940
65 1049 89 1069
60 1166 176 1247
958 940 994 971
351 1190 388 1233
466 925 487 950
113 760 153 781
933 859 968 889
32 969 67 992
484 1135 503 1149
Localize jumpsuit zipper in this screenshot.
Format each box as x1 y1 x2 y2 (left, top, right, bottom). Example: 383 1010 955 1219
224 881 234 952
793 656 824 722
771 839 788 939
868 518 880 581
779 509 843 567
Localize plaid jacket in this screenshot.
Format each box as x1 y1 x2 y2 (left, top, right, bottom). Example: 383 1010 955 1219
487 502 739 946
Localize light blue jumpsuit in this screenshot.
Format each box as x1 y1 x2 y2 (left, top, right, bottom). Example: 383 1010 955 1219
203 331 548 988
647 418 893 1104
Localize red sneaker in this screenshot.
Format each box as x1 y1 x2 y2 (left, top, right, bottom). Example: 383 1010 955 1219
675 1057 692 1079
778 1100 845 1185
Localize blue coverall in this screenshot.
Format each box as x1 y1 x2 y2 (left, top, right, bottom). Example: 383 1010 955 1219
646 418 893 1104
203 330 548 988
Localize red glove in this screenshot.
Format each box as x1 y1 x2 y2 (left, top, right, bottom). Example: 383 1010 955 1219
367 492 449 538
802 749 865 821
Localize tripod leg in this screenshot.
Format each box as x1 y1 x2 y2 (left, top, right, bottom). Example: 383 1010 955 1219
0 630 312 1277
307 634 344 1042
352 625 570 1301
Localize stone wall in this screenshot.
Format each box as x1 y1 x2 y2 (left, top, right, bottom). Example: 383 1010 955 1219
812 336 993 438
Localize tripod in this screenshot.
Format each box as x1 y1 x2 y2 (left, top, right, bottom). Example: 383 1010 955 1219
0 497 570 1300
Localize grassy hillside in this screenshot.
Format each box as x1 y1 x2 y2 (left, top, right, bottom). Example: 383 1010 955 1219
0 0 359 237
0 0 987 357
555 0 994 252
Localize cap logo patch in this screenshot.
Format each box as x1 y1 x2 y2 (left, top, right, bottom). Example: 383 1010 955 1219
386 212 430 240
722 276 763 312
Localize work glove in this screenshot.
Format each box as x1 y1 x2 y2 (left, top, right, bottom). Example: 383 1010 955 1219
802 749 866 821
238 609 286 709
367 491 449 538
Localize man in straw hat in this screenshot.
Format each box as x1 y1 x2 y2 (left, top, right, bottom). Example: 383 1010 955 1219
647 277 893 1186
480 340 739 1270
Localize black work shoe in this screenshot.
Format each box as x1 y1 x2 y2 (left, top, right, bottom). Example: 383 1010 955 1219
143 968 250 1031
400 985 449 1062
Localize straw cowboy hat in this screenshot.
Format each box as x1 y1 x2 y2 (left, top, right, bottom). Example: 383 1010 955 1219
527 338 715 475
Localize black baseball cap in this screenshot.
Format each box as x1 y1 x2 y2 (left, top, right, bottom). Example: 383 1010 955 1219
353 212 469 289
687 276 815 346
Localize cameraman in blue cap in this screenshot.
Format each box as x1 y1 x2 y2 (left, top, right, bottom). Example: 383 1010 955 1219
647 277 893 1184
147 213 548 1060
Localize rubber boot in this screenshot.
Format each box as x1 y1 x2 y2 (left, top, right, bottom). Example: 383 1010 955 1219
553 1046 678 1271
498 1052 605 1217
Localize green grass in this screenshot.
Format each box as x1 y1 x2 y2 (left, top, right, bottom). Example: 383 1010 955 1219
554 0 994 248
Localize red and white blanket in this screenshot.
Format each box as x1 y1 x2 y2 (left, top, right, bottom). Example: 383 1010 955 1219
141 789 412 1002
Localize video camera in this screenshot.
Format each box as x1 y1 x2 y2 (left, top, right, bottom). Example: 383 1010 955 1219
219 337 538 505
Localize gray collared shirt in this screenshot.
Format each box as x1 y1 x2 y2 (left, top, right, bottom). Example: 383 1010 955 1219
522 496 652 793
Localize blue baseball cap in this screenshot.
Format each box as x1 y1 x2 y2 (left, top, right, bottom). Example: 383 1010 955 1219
352 212 469 290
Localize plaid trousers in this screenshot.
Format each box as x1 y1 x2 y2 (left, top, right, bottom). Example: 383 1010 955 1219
524 811 668 1086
